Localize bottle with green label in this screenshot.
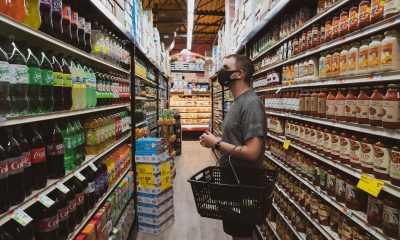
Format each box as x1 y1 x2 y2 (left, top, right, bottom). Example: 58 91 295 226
60 55 72 110
76 63 86 109
39 51 54 112
51 54 64 111
83 65 91 108
25 48 42 114
73 119 84 165
89 67 97 108
69 59 80 110
0 36 11 120
60 120 75 171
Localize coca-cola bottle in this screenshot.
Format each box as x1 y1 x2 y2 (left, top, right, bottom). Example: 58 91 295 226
82 167 95 212
0 144 9 214
61 0 71 44
3 219 35 240
26 123 47 190
67 176 85 224
39 0 53 35
13 125 32 196
1 127 25 205
51 0 63 39
27 196 59 240
77 16 86 51
70 7 78 47
84 21 92 53
44 121 65 179
48 188 68 240
0 226 14 240
63 178 76 232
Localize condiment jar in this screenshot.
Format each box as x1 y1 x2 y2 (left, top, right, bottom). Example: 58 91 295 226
358 39 371 74
326 169 336 197
326 89 336 119
331 49 340 77
304 91 311 116
318 88 327 118
356 86 371 124
384 0 400 18
339 132 351 164
361 137 375 174
318 200 330 226
310 193 319 219
348 5 359 33
339 10 349 36
332 15 340 40
312 24 320 48
368 35 383 72
367 194 384 228
323 128 332 157
310 89 319 116
335 88 346 121
319 53 326 78
335 173 346 203
339 45 349 76
345 87 358 122
299 123 306 146
299 90 306 115
390 146 400 186
325 19 333 42
383 195 400 238
382 84 400 129
320 23 326 44
381 30 400 72
358 1 371 29
304 124 311 147
373 141 392 180
370 0 385 24
345 177 367 211
310 125 317 151
316 127 324 153
350 135 362 169
330 208 340 232
325 51 332 77
369 85 385 126
308 57 319 81
331 130 340 160
348 42 360 75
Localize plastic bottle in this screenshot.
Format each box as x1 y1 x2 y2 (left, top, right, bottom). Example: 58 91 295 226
48 188 69 239
39 51 54 112
39 0 53 34
25 48 42 114
61 0 71 43
7 38 28 116
51 0 63 39
63 179 76 233
0 0 7 13
74 119 84 164
77 16 86 50
91 22 104 58
89 67 96 107
0 38 11 121
51 54 64 111
44 121 65 179
68 59 78 110
3 219 35 240
65 176 85 224
24 0 41 29
27 123 47 190
0 144 10 214
70 6 78 47
82 167 95 212
60 56 72 110
84 114 99 155
83 65 91 108
27 195 59 240
77 63 86 109
60 120 74 171
84 21 92 53
5 0 27 22
13 125 32 196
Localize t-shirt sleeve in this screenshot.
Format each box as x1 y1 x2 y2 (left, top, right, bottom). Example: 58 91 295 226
240 98 265 142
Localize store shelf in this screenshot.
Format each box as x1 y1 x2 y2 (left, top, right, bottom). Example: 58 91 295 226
265 110 400 140
0 104 130 127
256 225 267 240
136 96 157 101
266 151 388 240
135 74 157 87
267 133 400 198
182 125 209 132
254 70 400 93
272 203 305 240
0 12 130 75
69 166 131 239
0 134 131 226
253 14 400 75
146 111 157 116
265 220 281 240
135 121 147 127
251 0 352 61
170 105 211 108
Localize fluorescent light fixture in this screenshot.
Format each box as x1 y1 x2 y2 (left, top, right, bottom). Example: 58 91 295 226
187 0 194 50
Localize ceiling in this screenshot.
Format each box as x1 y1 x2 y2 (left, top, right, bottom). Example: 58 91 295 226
142 0 225 53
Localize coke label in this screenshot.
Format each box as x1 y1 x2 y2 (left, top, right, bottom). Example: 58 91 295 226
78 17 85 29
68 199 76 213
46 143 64 156
84 22 91 34
52 0 62 13
62 5 71 21
8 156 24 175
58 206 69 222
0 61 10 82
31 147 46 163
71 11 78 25
75 193 84 206
22 152 31 168
36 214 59 233
9 64 28 84
0 160 9 179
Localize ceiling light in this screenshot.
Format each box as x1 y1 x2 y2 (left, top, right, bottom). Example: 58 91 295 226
187 0 194 50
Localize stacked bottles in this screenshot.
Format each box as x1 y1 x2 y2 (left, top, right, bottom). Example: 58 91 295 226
59 118 84 171
96 72 130 106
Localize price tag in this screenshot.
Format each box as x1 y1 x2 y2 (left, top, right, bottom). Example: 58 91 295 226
74 172 86 182
365 224 377 235
342 206 352 217
373 74 381 80
137 164 154 175
314 186 321 194
283 140 291 150
12 209 33 226
357 173 384 197
161 163 172 190
38 194 55 208
138 173 155 188
275 87 282 93
89 163 98 172
112 227 118 235
56 183 70 194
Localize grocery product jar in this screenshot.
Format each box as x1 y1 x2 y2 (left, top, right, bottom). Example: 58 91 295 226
356 86 371 124
358 1 371 29
384 0 400 18
348 42 360 75
318 88 327 118
331 130 340 159
382 196 400 238
310 89 319 116
339 132 351 164
345 177 366 211
325 19 333 42
368 35 383 72
331 49 340 77
390 146 400 185
345 87 358 122
332 15 340 40
348 5 359 33
370 0 385 24
340 46 349 76
382 84 400 129
373 141 392 180
350 135 362 169
361 137 375 174
381 30 400 72
335 88 346 121
339 10 349 36
326 169 336 196
324 128 333 157
318 200 330 226
319 54 326 78
369 85 385 126
367 194 384 228
326 89 336 119
358 39 371 74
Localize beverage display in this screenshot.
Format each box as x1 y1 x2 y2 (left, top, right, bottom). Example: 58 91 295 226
96 72 130 106
0 38 11 121
61 0 72 44
27 123 47 190
60 56 72 110
40 51 54 112
25 48 42 114
39 0 53 34
48 188 69 239
23 0 41 29
0 144 9 214
51 0 63 39
4 0 27 22
13 125 32 196
52 54 64 111
27 194 59 240
43 121 65 179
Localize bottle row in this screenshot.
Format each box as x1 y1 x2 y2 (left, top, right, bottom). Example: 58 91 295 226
0 110 130 214
253 0 400 72
267 149 400 239
0 37 131 120
0 144 131 240
268 117 400 184
263 85 400 129
0 0 130 70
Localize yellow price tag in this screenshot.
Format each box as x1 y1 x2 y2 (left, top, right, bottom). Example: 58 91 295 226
161 163 172 190
137 164 154 175
357 173 384 197
283 140 291 150
138 173 155 189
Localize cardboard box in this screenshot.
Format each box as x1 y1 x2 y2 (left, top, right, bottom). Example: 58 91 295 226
135 151 169 164
138 206 174 225
138 215 175 235
137 187 174 205
137 196 174 215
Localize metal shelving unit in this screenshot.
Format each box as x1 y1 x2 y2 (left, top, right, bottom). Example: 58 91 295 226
272 203 306 240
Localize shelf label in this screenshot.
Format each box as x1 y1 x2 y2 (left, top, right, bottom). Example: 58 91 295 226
161 163 172 190
38 194 55 208
137 164 154 175
56 183 70 194
138 172 155 188
357 174 384 197
74 172 86 182
314 186 321 194
342 206 352 217
12 209 33 226
283 140 291 150
89 163 98 172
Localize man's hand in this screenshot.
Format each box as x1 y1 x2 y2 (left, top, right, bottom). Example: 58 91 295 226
199 130 219 148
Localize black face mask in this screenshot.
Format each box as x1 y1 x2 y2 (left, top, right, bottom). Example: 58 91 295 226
217 69 240 87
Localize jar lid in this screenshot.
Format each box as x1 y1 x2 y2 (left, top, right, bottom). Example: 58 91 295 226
388 84 400 88
371 35 383 40
384 30 400 36
360 86 371 90
351 42 360 47
373 85 386 89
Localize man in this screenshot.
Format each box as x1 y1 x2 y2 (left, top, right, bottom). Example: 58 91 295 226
199 54 267 240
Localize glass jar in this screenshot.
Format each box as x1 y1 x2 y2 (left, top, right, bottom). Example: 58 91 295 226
373 141 392 180
326 169 336 197
319 53 326 78
316 127 324 153
318 88 327 118
318 200 330 226
312 24 320 48
304 91 311 116
350 135 362 169
359 39 371 74
361 137 375 174
324 128 333 157
326 89 336 119
308 57 319 81
369 85 385 126
325 19 333 42
390 146 400 186
358 1 371 29
348 42 360 75
331 130 340 159
339 132 351 164
331 49 340 77
335 88 346 121
368 35 383 72
346 177 366 211
299 90 306 115
340 46 349 76
381 30 400 71
304 124 311 148
356 86 371 124
382 84 400 129
384 0 400 18
335 173 346 203
348 5 359 33
293 37 299 55
339 10 349 36
310 125 317 151
370 0 385 24
383 196 400 238
325 52 332 78
320 23 326 44
345 87 358 122
332 15 340 40
367 194 384 228
307 29 313 50
310 89 319 116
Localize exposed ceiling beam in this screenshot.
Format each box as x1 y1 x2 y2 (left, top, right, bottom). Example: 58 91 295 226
177 31 217 35
155 20 186 24
152 9 224 16
198 0 214 8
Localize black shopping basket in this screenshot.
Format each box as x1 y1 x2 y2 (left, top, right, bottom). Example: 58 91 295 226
188 155 276 224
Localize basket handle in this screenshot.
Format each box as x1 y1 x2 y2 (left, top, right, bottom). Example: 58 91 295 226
228 155 241 185
216 146 242 185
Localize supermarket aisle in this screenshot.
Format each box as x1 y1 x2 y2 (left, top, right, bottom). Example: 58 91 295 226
136 141 231 240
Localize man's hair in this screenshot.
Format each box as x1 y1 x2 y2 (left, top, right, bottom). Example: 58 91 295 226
225 54 254 84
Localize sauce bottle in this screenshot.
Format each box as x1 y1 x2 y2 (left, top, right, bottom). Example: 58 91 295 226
348 5 359 33
299 90 306 115
330 208 340 232
335 173 346 203
350 135 362 169
348 42 360 75
339 10 349 36
345 177 367 211
331 130 340 160
361 137 375 174
318 88 327 118
382 195 400 238
368 35 383 73
326 169 336 197
382 84 400 129
326 89 336 119
373 141 392 180
325 19 332 42
339 132 351 164
310 89 319 116
345 87 358 122
358 1 371 29
367 193 384 228
335 88 346 121
381 30 400 71
356 86 371 124
369 85 385 126
332 15 340 40
325 51 332 77
316 127 324 153
331 49 340 77
358 39 371 74
339 45 349 76
323 128 333 157
304 91 311 116
390 146 400 186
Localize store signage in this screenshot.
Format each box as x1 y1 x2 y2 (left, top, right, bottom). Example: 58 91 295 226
357 173 384 197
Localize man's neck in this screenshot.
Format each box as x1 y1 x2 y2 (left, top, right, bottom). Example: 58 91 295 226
230 82 251 99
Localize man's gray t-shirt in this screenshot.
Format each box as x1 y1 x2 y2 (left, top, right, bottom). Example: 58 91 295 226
220 90 267 168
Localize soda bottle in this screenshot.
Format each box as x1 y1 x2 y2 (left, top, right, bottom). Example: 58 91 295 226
27 196 59 240
59 120 74 171
94 72 102 106
89 67 96 107
51 54 64 111
0 227 14 240
77 16 86 51
84 21 92 53
61 0 71 44
39 51 54 112
5 0 27 22
13 125 32 196
70 7 78 47
1 127 25 205
0 38 11 121
60 56 72 110
25 48 42 114
0 0 7 13
82 167 95 212
90 22 104 59
63 179 76 233
0 144 10 214
23 0 41 29
66 176 85 223
48 188 68 240
6 38 28 116
69 59 79 110
3 219 35 240
83 66 91 108
51 0 63 39
44 121 65 179
25 124 46 190
77 63 86 109
74 119 85 164
39 0 53 34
